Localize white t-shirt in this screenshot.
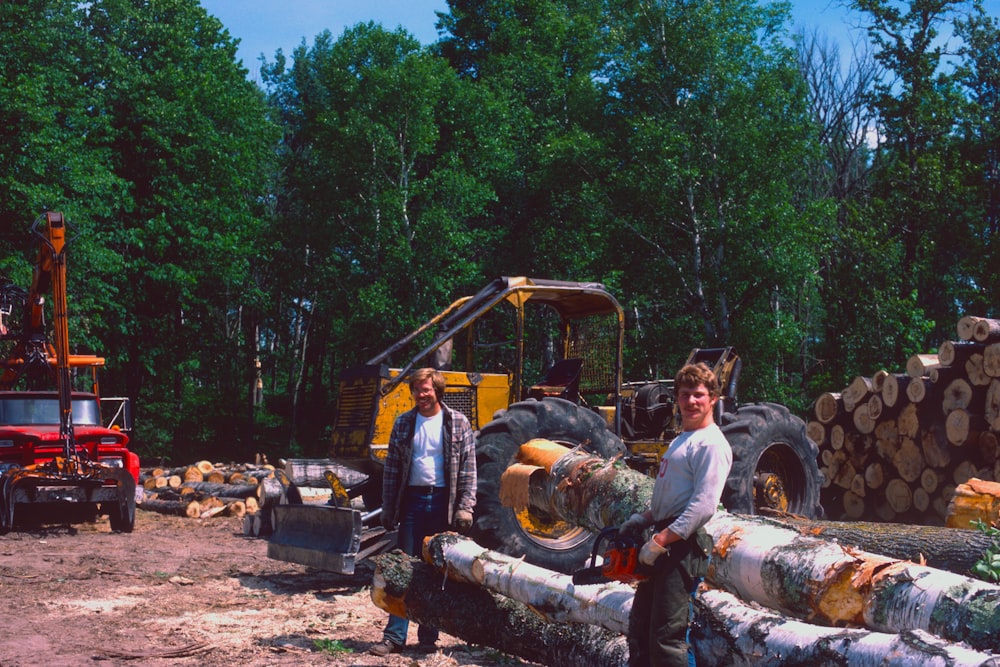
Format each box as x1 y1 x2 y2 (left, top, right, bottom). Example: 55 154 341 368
408 410 445 486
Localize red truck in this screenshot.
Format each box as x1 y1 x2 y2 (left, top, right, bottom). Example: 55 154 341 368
0 213 138 532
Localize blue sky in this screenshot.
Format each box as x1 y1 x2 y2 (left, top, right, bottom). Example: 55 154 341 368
200 0 872 79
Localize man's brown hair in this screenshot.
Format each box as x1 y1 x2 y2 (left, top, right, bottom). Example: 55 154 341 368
674 362 719 397
409 367 446 401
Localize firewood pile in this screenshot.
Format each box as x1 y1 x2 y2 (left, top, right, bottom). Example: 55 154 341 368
812 315 1000 524
138 459 282 520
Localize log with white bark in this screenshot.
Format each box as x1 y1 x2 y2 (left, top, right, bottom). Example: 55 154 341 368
691 587 999 667
705 511 1000 652
417 532 1000 667
507 440 1000 652
764 510 995 574
280 458 369 489
178 481 260 499
370 550 629 667
422 532 634 634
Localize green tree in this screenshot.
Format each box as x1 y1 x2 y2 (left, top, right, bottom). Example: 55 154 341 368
437 0 614 281
955 3 1000 315
854 0 979 345
601 0 825 405
260 24 504 449
78 0 279 461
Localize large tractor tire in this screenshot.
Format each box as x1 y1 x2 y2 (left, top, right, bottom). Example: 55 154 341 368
720 402 824 519
471 398 626 573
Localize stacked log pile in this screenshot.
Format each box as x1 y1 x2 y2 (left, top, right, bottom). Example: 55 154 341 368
812 316 1000 524
138 459 279 520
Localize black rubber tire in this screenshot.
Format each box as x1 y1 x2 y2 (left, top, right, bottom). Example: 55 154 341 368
471 398 626 573
107 496 135 533
720 402 824 519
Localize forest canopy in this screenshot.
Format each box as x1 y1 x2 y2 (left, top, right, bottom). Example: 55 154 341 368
0 0 996 463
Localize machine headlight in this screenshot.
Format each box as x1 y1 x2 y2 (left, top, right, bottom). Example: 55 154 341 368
0 462 21 474
98 457 124 468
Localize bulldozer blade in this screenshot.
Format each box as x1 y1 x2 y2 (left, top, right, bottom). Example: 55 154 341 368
267 503 364 574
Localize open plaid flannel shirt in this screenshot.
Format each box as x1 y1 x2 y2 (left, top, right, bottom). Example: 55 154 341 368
381 403 477 528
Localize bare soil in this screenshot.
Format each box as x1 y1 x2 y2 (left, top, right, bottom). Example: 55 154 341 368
0 508 539 667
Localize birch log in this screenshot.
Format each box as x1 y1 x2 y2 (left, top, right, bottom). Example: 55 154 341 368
754 510 995 575
706 512 1000 652
691 587 999 667
422 532 634 634
506 440 1000 652
370 550 629 667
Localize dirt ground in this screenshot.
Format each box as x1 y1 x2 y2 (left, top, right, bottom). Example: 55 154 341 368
0 508 541 667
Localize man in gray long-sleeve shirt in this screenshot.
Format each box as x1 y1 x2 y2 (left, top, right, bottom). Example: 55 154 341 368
619 362 733 667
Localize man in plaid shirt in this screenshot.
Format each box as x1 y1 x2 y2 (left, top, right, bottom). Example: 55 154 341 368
370 367 477 656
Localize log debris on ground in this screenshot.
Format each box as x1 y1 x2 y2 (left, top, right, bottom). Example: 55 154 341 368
138 460 278 520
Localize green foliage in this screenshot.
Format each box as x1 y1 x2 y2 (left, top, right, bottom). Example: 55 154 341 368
970 519 1000 584
2 0 997 465
313 638 352 655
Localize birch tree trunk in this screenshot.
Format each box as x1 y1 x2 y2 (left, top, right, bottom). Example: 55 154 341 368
508 440 1000 652
691 587 999 667
370 550 629 667
422 532 633 634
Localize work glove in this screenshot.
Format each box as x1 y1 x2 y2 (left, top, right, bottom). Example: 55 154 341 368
381 510 396 530
453 509 473 532
619 512 651 539
639 536 669 566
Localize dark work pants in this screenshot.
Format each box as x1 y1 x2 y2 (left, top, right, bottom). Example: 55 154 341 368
627 531 709 667
383 486 449 646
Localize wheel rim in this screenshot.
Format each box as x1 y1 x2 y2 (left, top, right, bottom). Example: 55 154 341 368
510 436 593 554
513 507 592 551
753 443 805 513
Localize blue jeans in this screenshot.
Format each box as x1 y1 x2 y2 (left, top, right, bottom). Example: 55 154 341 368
383 486 449 646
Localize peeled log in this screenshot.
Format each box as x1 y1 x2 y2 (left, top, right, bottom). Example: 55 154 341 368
691 587 998 667
946 478 1000 529
509 440 1000 652
907 354 941 378
370 550 628 667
